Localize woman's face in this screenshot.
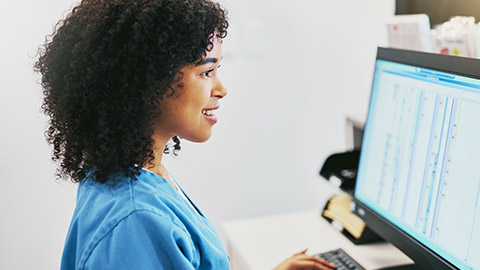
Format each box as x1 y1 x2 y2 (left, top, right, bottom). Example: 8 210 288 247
156 36 227 143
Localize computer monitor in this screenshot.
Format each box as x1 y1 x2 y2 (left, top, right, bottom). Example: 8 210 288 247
353 47 480 270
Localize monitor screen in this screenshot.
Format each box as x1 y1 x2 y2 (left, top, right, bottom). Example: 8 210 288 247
354 47 480 270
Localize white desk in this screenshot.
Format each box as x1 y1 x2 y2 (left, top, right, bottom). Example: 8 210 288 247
222 210 413 270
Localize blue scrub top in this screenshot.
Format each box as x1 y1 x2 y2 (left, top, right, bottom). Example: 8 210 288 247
61 169 229 270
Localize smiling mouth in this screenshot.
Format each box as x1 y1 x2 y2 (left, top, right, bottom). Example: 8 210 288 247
202 109 213 116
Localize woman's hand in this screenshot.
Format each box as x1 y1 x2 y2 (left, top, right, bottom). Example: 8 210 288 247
273 249 336 270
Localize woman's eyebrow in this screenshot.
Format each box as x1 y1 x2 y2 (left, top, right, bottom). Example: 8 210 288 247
195 57 219 66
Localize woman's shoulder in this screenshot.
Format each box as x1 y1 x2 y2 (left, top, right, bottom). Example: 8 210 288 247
63 170 193 267
64 192 196 270
76 169 181 220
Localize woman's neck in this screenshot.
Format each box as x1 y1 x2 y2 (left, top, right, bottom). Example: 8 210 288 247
143 135 178 190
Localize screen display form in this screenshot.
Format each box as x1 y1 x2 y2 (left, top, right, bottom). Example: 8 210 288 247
355 60 480 270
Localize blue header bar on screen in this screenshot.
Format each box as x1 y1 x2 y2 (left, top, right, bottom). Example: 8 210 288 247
377 60 480 92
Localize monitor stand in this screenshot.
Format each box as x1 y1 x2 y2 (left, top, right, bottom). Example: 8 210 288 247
378 264 422 270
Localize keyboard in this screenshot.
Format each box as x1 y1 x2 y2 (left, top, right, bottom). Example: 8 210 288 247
315 248 365 270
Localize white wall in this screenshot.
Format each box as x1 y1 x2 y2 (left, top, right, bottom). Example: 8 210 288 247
0 0 394 269
0 1 80 269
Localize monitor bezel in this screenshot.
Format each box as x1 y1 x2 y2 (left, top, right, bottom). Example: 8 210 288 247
353 199 457 270
353 47 480 270
373 47 480 79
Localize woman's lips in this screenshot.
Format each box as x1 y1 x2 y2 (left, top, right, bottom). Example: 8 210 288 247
202 106 219 124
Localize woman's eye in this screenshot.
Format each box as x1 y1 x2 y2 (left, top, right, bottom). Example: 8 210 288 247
201 69 214 78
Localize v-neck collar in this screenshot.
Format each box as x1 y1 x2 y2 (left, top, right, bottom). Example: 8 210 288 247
141 168 205 218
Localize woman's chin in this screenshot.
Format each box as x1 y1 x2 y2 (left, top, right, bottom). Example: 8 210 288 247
183 131 212 143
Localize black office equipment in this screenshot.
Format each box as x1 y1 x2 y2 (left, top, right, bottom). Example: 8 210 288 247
322 193 383 245
352 47 480 270
320 150 360 194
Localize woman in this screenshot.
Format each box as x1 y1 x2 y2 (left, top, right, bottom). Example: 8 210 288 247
36 0 336 269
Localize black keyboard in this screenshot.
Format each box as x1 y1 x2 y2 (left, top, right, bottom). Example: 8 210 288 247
315 248 365 270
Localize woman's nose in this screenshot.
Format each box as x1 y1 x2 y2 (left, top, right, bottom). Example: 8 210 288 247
213 78 227 99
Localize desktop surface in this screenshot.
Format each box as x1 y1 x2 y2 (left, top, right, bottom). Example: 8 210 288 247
222 209 412 270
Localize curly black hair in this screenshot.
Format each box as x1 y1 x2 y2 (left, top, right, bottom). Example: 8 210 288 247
35 0 228 183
